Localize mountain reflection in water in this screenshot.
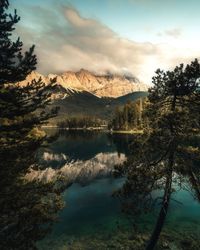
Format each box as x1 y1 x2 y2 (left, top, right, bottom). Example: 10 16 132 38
26 152 126 186
1 130 200 250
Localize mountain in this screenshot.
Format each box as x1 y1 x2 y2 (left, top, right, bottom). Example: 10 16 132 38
19 69 148 98
92 73 147 98
49 90 148 124
18 70 149 123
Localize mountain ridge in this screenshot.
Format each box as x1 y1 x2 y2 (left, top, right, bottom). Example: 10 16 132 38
19 69 148 98
17 70 148 123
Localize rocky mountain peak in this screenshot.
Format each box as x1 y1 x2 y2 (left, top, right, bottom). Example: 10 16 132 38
18 69 148 98
76 69 102 92
60 71 84 91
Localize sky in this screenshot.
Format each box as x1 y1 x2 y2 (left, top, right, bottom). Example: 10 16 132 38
10 0 200 84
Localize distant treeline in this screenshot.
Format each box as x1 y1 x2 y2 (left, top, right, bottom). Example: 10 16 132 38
57 116 106 128
109 100 144 130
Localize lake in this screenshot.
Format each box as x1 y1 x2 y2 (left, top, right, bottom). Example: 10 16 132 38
35 131 200 250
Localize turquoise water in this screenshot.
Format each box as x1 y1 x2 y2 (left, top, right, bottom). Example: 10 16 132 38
53 178 126 237
37 131 200 249
166 182 200 233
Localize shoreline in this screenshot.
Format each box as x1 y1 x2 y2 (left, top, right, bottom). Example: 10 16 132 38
42 126 143 134
110 130 143 134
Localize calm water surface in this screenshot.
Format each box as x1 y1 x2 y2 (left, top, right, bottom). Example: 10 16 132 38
37 131 200 249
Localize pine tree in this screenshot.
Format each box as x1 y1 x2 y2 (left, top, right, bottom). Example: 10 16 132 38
0 0 57 146
146 60 200 249
115 60 200 250
110 101 142 130
0 2 64 248
147 59 200 136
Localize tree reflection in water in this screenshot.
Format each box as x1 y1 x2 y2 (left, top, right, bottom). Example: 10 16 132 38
0 139 64 250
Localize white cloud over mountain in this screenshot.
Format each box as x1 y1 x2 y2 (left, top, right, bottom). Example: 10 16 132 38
16 5 200 84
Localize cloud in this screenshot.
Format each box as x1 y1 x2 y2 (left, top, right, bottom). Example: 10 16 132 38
15 5 200 84
157 28 182 39
165 28 182 38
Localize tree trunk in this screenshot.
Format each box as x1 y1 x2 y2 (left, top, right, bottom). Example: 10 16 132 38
189 169 200 202
146 150 174 250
